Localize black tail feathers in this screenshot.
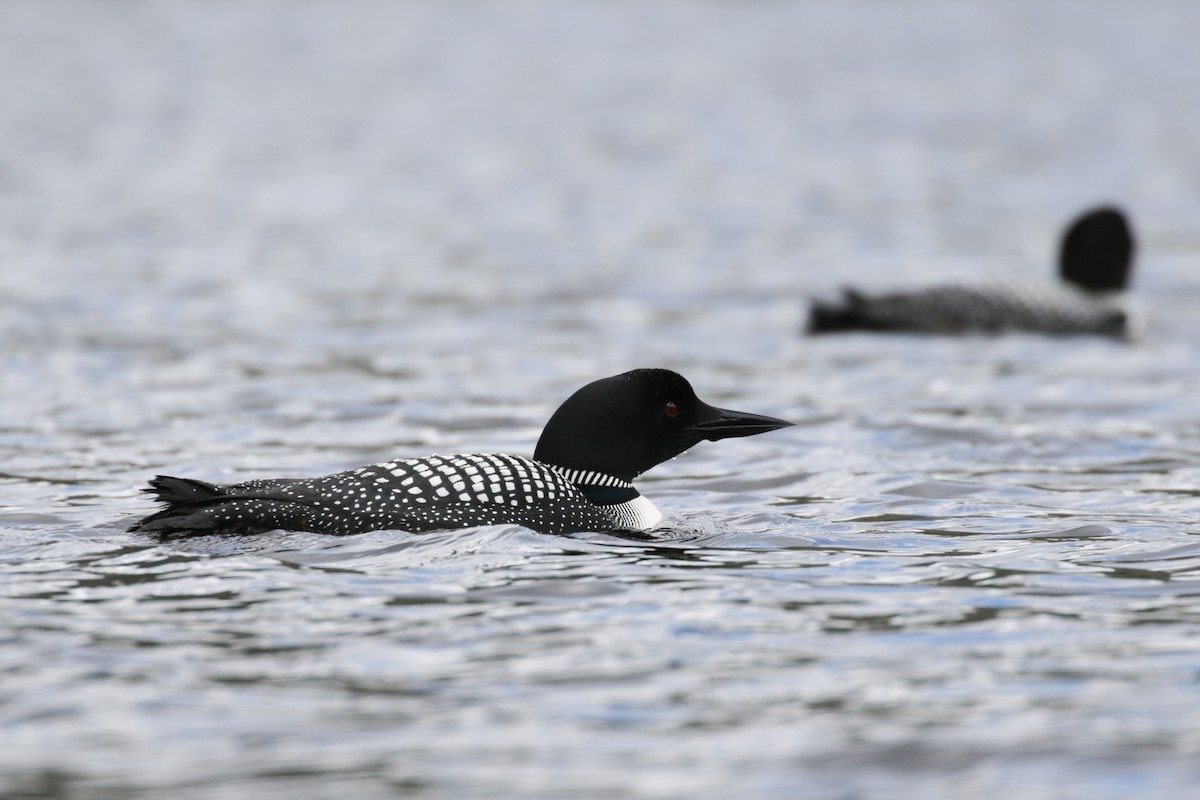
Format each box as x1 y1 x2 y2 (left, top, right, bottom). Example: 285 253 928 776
130 475 234 533
807 288 869 333
142 475 228 506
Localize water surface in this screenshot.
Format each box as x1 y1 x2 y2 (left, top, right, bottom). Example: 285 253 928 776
3 2 1200 798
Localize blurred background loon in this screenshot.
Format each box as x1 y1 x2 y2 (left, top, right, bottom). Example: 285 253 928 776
807 205 1136 338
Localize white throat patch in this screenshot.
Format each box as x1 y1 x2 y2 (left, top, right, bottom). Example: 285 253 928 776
551 465 662 532
608 494 663 532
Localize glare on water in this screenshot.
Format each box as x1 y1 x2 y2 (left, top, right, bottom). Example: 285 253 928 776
3 2 1200 798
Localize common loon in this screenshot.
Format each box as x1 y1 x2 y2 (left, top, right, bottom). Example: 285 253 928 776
130 368 792 537
807 206 1136 337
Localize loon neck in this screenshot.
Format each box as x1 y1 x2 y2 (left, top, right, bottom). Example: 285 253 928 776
549 464 661 530
551 465 641 505
555 467 634 490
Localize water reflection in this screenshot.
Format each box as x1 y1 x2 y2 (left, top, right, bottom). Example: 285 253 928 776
4 0 1200 798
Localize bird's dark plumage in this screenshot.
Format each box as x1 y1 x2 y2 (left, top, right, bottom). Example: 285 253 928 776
807 205 1136 337
130 369 792 537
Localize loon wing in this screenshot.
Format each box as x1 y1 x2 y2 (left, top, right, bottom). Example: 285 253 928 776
130 474 339 535
130 454 617 536
809 285 989 333
808 283 1126 336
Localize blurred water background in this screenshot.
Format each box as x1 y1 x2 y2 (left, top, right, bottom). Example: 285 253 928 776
3 1 1200 798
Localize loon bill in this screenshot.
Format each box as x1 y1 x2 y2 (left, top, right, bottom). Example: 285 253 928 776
130 368 792 537
807 205 1137 337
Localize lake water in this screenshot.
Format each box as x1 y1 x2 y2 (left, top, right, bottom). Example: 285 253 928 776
3 1 1200 798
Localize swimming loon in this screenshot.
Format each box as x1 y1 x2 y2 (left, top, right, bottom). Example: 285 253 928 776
807 206 1136 337
130 368 792 537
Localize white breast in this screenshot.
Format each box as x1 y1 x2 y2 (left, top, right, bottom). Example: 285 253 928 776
607 494 663 531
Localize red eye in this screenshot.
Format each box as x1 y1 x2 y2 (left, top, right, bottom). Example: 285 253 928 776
664 401 678 418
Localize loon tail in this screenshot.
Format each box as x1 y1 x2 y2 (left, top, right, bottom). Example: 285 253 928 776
130 475 244 535
131 473 370 536
142 475 227 506
807 288 871 333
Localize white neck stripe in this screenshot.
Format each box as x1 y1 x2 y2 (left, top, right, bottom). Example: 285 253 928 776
556 467 634 489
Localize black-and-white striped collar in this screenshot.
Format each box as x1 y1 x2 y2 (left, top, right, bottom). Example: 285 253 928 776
555 467 634 489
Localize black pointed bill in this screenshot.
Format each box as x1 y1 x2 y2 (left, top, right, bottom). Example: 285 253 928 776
686 405 793 441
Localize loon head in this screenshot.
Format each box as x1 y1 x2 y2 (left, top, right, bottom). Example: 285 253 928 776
533 368 792 482
1058 205 1136 292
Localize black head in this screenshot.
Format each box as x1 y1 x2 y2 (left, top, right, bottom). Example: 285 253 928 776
533 368 792 481
1058 205 1135 292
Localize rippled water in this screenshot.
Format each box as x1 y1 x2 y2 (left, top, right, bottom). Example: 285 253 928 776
4 1 1200 798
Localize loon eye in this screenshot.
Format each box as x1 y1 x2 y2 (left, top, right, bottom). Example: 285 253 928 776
664 401 678 418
